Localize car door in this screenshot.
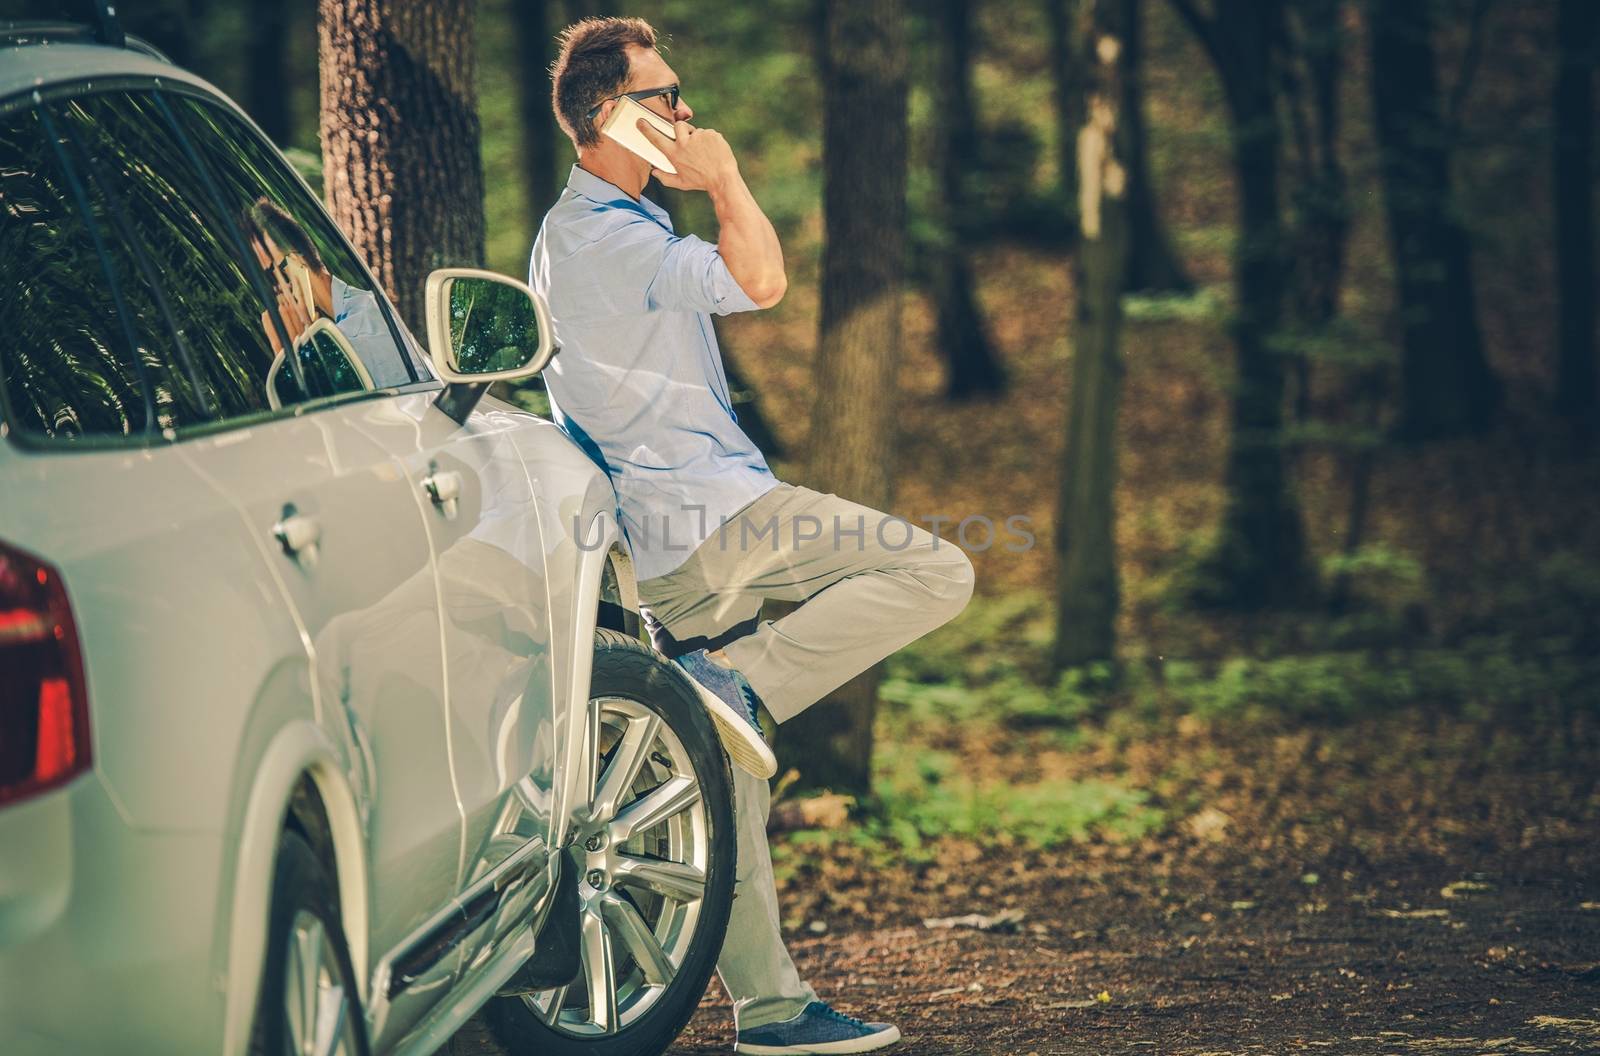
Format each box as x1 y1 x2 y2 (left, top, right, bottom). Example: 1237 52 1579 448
50 88 469 1041
163 93 559 963
369 394 560 979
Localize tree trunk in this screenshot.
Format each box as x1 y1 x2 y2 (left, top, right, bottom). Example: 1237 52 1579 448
319 0 486 330
931 0 1005 399
513 0 560 223
1554 0 1597 423
1055 0 1131 671
1120 0 1191 293
1367 0 1497 441
1045 0 1088 222
246 0 294 144
779 0 908 795
1170 0 1311 607
1281 0 1348 421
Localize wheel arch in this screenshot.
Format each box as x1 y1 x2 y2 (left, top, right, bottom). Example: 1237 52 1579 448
220 723 370 1056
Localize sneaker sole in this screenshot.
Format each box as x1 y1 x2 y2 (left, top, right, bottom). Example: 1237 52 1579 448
735 1025 902 1055
683 674 778 779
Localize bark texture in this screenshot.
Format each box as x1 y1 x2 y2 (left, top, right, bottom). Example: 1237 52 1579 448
1281 0 1348 421
780 0 908 794
1367 0 1497 441
1055 0 1131 671
319 0 486 330
930 0 1005 399
1170 0 1311 607
1119 0 1190 294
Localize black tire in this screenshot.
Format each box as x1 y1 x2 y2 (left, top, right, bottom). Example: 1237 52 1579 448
250 829 371 1056
487 628 736 1056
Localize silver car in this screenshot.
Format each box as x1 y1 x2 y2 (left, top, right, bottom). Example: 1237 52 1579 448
0 22 735 1056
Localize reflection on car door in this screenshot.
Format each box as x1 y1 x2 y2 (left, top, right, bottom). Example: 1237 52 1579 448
54 87 468 1042
359 397 558 944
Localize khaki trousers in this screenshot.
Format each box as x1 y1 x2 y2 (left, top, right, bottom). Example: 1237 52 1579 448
636 482 975 1029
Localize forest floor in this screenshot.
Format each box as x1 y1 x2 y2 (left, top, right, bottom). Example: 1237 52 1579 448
445 699 1600 1056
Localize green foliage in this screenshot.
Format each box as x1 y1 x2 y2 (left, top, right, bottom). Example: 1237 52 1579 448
1321 543 1424 585
1134 640 1598 724
1123 285 1228 323
841 749 1164 862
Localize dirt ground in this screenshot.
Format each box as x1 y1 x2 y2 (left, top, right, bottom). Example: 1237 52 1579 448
447 843 1600 1056
446 711 1600 1056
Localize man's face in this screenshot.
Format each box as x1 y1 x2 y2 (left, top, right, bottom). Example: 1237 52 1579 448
621 43 693 124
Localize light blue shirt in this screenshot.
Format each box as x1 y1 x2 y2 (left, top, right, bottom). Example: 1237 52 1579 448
531 165 777 581
331 275 430 387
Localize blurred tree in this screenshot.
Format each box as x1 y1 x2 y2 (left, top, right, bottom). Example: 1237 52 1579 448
513 0 560 221
1045 0 1087 218
319 0 486 329
929 0 1006 399
1554 0 1597 425
780 0 908 794
1119 0 1190 294
1169 0 1312 607
1278 0 1347 421
1054 0 1131 670
1367 0 1497 441
246 0 294 144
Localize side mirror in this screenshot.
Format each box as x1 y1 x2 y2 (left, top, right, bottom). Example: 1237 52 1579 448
423 267 558 384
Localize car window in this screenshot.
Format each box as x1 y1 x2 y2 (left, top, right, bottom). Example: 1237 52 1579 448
0 105 157 439
52 91 289 427
171 96 429 389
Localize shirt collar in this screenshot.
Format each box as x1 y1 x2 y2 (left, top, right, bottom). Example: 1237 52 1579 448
331 273 352 322
565 164 672 228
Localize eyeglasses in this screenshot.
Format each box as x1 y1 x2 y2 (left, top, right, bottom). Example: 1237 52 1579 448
587 84 680 121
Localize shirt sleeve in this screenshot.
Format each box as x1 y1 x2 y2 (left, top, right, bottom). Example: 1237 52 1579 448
577 216 761 318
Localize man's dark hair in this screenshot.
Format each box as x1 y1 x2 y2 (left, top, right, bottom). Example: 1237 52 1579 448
550 16 659 148
242 196 326 272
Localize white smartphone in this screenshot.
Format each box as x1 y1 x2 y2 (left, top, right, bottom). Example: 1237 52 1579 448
599 96 677 174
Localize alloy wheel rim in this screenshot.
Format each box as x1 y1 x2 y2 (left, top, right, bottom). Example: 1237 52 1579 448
284 908 359 1056
522 694 711 1036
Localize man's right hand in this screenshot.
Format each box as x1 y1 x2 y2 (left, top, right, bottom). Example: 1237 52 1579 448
636 119 739 196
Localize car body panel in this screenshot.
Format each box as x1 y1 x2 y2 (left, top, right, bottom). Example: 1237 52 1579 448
0 34 644 1056
177 404 468 1043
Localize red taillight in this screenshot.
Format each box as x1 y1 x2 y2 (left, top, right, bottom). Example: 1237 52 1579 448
0 542 91 807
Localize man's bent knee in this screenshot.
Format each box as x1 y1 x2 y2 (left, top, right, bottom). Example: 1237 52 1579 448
910 544 974 627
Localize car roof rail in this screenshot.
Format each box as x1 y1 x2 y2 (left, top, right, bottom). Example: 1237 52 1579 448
0 4 171 63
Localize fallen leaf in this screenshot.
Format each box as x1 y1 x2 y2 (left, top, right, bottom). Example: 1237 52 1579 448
923 908 1026 933
1440 880 1494 899
1185 806 1232 842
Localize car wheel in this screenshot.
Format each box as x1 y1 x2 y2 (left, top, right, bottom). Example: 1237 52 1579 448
488 628 736 1056
250 828 370 1056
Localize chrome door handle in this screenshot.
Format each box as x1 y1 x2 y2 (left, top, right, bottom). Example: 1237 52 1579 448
423 468 462 520
272 506 321 568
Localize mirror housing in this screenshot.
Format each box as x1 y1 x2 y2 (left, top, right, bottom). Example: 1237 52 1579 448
423 267 558 384
265 317 373 410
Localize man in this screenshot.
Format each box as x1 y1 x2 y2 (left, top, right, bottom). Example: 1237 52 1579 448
532 17 974 1054
243 195 425 391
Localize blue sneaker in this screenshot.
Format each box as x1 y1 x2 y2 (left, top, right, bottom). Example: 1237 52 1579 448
736 1001 902 1054
673 649 777 779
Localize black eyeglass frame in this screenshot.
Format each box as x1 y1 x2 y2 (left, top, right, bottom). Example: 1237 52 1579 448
586 84 680 122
